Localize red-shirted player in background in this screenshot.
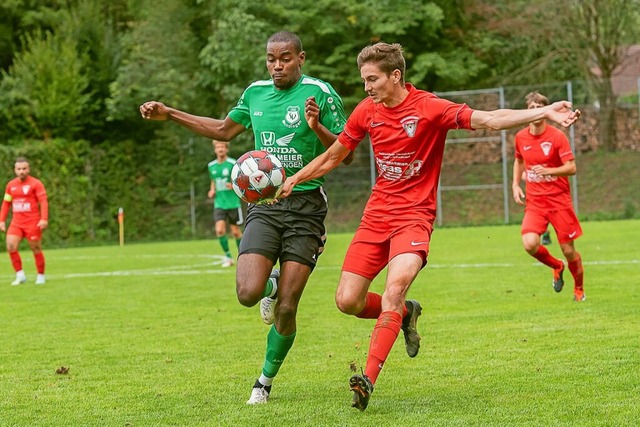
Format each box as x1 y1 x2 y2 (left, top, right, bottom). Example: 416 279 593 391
512 91 585 302
280 43 581 411
0 157 49 285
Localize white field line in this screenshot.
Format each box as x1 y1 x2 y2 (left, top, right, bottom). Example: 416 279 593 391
8 255 637 281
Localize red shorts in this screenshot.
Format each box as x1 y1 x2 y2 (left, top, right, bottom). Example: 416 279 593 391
342 214 433 280
7 222 42 242
522 208 582 244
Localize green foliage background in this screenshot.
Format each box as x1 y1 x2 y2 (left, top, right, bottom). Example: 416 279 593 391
0 0 638 246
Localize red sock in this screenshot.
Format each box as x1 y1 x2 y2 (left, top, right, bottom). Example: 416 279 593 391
355 292 382 319
9 251 22 272
532 245 563 269
364 311 402 385
34 252 45 274
356 293 409 319
568 253 584 291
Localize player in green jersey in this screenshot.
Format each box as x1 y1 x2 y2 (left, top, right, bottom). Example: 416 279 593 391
207 140 243 267
140 31 351 405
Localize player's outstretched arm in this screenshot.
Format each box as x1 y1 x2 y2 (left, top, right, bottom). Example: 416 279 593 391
139 101 246 140
280 141 350 197
471 101 581 131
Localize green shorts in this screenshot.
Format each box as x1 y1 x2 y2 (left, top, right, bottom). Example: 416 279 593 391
238 187 328 269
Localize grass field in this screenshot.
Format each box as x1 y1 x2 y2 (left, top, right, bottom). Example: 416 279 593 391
1 219 639 426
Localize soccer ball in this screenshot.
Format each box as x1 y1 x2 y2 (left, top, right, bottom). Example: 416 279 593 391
231 150 286 204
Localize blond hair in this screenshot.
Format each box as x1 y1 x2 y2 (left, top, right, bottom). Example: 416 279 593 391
212 140 229 148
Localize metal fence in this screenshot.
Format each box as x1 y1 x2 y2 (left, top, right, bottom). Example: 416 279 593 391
181 77 640 237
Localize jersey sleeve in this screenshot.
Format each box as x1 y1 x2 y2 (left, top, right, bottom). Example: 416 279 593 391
556 130 575 163
337 99 371 151
436 99 474 130
514 131 524 160
318 83 347 135
227 86 252 129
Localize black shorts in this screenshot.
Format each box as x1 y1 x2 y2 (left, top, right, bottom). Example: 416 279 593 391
239 187 328 269
214 207 244 225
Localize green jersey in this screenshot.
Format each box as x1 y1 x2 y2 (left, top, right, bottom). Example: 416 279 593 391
228 74 346 192
208 157 241 210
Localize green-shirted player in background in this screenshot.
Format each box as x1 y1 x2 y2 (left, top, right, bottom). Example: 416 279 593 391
140 31 352 405
207 140 243 267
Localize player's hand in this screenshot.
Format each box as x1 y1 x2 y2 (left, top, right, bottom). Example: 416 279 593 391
140 101 170 121
546 101 581 127
207 190 215 198
0 222 5 232
304 96 320 130
531 164 552 177
512 185 525 205
37 219 48 230
279 176 298 198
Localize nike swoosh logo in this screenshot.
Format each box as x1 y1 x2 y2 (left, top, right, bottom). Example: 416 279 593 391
523 146 532 151
410 240 428 246
371 122 385 127
568 231 577 238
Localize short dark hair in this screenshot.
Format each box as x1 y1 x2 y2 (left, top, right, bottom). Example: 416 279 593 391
357 42 406 83
267 31 303 54
15 156 29 164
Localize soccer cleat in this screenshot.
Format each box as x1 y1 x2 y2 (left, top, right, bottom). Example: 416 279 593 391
11 272 26 286
573 288 586 302
259 269 279 325
246 380 271 405
221 257 234 268
349 374 373 411
541 231 552 246
552 261 565 293
402 300 422 358
35 274 46 285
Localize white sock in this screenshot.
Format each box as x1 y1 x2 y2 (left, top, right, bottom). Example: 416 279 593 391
258 374 274 387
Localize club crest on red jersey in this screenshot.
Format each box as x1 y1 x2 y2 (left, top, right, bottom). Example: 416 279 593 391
541 141 552 156
22 185 30 195
401 116 419 137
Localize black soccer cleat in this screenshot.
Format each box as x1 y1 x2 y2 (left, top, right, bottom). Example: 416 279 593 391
552 262 565 293
349 374 373 411
402 300 422 358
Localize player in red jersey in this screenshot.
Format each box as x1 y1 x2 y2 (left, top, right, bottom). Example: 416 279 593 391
512 91 585 302
0 157 49 285
280 43 581 411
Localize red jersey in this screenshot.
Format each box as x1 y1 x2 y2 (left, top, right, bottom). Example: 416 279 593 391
0 176 49 226
338 84 474 219
514 125 574 211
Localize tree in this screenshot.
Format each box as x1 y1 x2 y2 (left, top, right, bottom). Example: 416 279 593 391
568 0 640 152
0 30 91 141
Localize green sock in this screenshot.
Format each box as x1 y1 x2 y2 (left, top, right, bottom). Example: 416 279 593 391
261 275 277 298
219 235 230 257
262 326 296 378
